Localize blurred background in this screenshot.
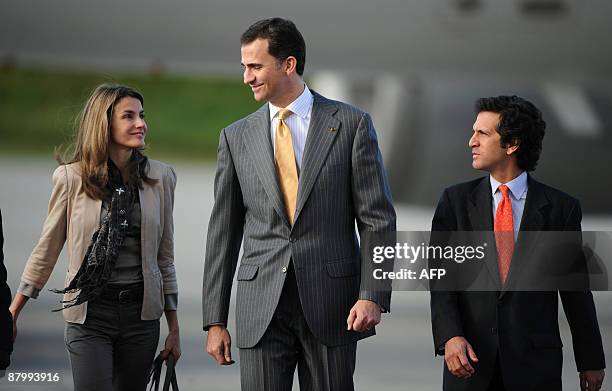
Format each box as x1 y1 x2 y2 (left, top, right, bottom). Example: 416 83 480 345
1 0 611 389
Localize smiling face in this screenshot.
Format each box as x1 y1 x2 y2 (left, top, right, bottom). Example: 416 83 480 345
241 38 292 105
110 97 146 150
469 111 518 175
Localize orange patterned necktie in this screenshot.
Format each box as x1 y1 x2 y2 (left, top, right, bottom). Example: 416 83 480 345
494 184 514 286
275 108 298 224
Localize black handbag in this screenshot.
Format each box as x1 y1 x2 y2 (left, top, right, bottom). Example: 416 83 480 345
148 353 179 391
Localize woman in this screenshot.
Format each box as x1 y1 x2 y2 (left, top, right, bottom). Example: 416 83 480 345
9 84 180 391
1 210 13 373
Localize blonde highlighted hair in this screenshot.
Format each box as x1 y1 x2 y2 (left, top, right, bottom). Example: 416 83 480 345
57 84 157 200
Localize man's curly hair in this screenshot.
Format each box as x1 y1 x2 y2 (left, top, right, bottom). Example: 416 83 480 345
476 95 546 172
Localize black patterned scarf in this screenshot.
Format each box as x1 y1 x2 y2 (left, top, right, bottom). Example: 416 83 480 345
51 159 137 310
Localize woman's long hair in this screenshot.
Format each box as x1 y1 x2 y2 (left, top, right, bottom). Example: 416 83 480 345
56 84 157 200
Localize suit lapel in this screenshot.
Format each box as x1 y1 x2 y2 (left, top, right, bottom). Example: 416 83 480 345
293 92 340 225
243 104 291 227
467 177 502 289
516 176 548 232
501 175 549 296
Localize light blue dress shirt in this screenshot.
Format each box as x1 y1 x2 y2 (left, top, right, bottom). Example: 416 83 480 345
490 171 528 241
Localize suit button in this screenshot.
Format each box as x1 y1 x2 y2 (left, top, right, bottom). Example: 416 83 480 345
289 237 297 243
491 327 498 335
282 266 288 273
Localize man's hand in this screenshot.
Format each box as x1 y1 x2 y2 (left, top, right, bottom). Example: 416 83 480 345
346 300 381 332
580 369 605 391
206 325 234 365
444 336 478 379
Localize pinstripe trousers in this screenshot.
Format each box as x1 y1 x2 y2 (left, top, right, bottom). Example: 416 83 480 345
240 263 357 391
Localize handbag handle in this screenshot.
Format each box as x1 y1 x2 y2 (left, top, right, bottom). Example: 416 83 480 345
148 353 179 391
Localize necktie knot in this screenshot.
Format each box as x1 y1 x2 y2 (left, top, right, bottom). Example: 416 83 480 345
498 184 511 200
278 108 292 122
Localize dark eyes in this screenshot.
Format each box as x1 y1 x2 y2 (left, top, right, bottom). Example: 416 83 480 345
122 113 145 119
241 65 262 71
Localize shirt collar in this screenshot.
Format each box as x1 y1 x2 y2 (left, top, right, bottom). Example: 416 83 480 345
269 84 313 121
490 171 528 201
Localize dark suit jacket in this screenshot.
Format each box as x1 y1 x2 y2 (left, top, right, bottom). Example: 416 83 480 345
1 209 13 370
430 175 605 391
202 91 396 348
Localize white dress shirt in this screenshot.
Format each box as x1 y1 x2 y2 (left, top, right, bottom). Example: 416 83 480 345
269 85 314 174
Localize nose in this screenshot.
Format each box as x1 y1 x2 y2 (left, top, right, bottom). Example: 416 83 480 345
469 133 478 148
136 116 146 130
243 68 255 85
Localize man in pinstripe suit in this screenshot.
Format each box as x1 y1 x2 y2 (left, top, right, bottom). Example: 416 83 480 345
202 18 396 390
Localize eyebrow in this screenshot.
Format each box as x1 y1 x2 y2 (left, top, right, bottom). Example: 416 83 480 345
241 62 262 67
121 109 144 114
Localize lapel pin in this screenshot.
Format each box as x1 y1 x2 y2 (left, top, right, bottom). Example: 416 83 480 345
328 126 337 132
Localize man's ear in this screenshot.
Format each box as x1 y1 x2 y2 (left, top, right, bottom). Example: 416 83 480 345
506 140 520 156
284 56 297 75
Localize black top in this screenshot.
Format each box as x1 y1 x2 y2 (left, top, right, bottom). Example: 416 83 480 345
0 209 14 369
101 194 144 285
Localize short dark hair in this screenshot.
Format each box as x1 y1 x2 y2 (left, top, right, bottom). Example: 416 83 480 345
241 17 306 76
476 95 546 172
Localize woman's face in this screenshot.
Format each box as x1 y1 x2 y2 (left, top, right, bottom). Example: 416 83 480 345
110 97 146 149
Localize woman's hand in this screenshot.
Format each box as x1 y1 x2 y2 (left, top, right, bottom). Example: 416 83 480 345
10 311 17 343
160 330 181 362
9 292 30 343
160 310 180 362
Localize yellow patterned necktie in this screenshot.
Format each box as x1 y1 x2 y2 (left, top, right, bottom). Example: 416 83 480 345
275 108 298 224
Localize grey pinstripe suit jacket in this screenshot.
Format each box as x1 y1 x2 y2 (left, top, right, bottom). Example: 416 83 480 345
202 91 396 349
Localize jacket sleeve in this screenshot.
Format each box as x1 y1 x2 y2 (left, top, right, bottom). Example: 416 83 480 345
202 128 245 329
430 189 464 356
351 112 397 311
19 166 68 293
157 164 178 297
559 200 606 371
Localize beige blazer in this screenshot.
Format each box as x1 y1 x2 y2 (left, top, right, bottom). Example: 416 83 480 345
20 159 178 323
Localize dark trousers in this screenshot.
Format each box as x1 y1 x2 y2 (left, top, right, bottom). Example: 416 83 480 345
65 284 160 391
240 265 357 391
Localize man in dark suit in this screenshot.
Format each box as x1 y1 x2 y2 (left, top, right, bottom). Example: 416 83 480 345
430 96 605 390
202 18 395 390
1 209 14 373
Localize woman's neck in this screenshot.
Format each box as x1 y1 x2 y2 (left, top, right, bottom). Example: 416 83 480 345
109 146 133 183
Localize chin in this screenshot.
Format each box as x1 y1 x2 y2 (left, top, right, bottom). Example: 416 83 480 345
129 142 145 149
